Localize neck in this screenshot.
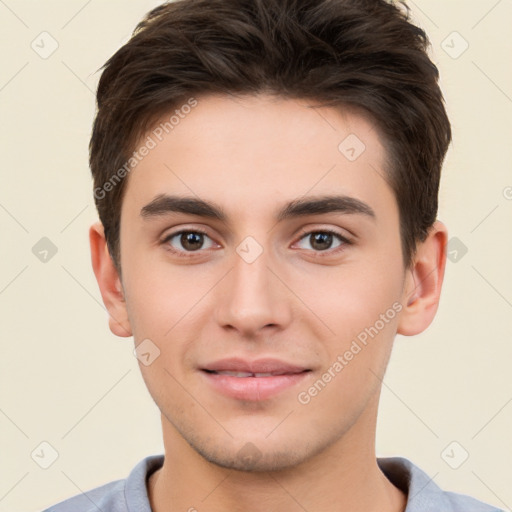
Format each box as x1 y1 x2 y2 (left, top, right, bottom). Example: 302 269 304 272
148 407 406 512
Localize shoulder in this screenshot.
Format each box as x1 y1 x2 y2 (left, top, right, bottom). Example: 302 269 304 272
41 479 126 512
41 454 165 512
444 489 504 512
377 456 504 512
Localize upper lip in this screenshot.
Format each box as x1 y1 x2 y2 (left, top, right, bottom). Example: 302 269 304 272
202 357 309 375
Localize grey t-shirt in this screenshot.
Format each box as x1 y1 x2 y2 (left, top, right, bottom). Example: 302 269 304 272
42 454 503 512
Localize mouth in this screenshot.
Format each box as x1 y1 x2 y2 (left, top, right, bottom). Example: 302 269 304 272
200 358 312 401
203 369 309 377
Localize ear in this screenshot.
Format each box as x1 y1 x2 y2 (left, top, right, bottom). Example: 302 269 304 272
89 222 132 337
397 220 448 336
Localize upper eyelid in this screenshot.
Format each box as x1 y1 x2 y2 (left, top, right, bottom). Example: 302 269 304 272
294 226 352 241
161 225 211 240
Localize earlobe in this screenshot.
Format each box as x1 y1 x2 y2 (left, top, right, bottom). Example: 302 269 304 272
397 221 448 336
89 222 132 338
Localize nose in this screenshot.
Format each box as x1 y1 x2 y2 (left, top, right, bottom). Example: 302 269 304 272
214 243 293 338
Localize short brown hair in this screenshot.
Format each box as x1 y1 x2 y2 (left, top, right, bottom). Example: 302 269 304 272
90 0 451 270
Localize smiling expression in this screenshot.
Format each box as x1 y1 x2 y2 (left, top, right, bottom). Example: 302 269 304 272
113 93 411 471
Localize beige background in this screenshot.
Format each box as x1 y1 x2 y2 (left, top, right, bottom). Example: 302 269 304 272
1 1 511 511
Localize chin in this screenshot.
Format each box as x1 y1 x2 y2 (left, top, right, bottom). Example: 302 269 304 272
198 443 311 472
181 427 331 473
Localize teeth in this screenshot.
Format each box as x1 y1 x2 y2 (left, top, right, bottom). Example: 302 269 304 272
216 371 254 377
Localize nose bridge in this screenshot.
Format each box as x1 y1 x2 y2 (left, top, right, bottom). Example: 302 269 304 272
233 241 271 298
215 235 291 335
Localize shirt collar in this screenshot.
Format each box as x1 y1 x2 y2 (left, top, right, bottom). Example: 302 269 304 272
378 456 453 511
126 454 452 512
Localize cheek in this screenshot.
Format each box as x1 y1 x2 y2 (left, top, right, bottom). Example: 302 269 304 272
292 260 403 340
121 243 204 337
122 258 223 384
294 268 402 417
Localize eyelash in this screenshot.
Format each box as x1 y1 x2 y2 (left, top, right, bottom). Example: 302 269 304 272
161 228 352 259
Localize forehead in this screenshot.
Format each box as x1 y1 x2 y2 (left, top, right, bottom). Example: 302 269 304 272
122 93 394 221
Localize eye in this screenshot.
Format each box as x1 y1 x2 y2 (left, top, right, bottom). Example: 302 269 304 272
161 227 351 258
162 229 217 256
294 229 350 253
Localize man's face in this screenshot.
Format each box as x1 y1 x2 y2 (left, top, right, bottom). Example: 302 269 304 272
118 94 407 471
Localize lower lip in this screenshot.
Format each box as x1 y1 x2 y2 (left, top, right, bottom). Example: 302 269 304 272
201 370 310 401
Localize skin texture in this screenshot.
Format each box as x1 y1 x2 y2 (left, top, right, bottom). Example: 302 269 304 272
90 93 447 512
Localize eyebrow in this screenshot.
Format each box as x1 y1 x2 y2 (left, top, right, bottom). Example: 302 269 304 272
140 194 376 223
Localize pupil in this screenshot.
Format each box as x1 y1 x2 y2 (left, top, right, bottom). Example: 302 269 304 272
182 232 203 251
312 232 332 251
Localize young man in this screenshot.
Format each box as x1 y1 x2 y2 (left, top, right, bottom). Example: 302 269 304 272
44 0 502 511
